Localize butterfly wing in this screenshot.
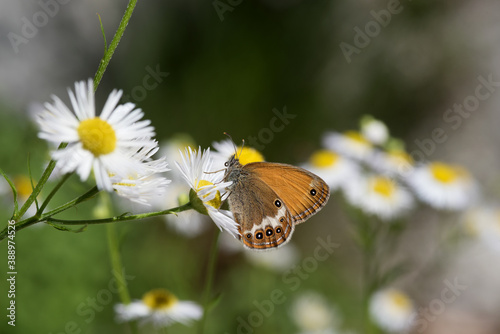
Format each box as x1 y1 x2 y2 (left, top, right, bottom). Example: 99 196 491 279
244 162 330 224
227 172 294 250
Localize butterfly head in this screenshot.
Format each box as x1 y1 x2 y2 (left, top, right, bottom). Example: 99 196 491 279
223 154 243 184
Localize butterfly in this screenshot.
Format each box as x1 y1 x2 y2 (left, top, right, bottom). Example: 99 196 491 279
223 154 330 250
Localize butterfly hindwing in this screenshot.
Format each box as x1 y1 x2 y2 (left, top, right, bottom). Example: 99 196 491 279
227 172 294 250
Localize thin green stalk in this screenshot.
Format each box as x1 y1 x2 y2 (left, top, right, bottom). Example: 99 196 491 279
358 216 376 334
0 202 192 242
199 229 221 334
45 202 193 225
40 186 100 220
107 223 131 304
38 172 73 213
93 0 138 91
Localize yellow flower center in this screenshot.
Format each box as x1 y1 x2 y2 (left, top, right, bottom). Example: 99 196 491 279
310 150 339 168
344 131 369 145
236 147 265 165
142 289 178 310
371 176 396 198
14 175 33 198
430 162 467 184
196 180 222 209
77 118 117 156
388 290 412 311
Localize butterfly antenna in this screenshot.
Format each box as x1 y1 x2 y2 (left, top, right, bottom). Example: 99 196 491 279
238 139 245 159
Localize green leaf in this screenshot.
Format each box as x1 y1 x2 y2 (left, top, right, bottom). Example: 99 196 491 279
97 13 108 54
46 221 88 233
0 168 18 218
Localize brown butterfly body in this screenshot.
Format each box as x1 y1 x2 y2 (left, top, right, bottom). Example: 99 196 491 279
224 154 330 250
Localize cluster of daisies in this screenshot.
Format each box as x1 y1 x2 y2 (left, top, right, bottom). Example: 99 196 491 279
303 115 479 221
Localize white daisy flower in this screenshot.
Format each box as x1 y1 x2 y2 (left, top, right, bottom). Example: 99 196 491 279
301 149 360 191
406 162 478 211
360 116 389 146
463 206 500 252
36 79 158 191
344 174 414 221
244 242 299 271
211 139 265 170
111 145 171 205
114 289 202 328
175 147 239 238
369 288 414 333
291 292 341 332
322 131 373 161
149 136 208 237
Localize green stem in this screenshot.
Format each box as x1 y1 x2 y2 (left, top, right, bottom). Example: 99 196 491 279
199 229 221 334
46 202 193 225
38 172 73 214
358 216 377 334
107 223 131 304
0 202 192 242
103 193 138 334
93 0 138 91
40 186 100 220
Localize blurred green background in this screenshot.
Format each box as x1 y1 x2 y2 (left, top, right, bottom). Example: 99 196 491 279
1 0 500 333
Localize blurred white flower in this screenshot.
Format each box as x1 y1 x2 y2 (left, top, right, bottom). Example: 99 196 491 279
369 288 414 333
464 206 500 252
407 162 478 211
360 116 389 145
115 289 202 328
369 148 414 177
291 292 341 333
344 174 414 221
244 242 300 271
301 149 360 191
322 131 373 161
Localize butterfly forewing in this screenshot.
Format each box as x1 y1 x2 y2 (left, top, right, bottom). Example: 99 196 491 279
244 162 330 224
227 172 294 250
